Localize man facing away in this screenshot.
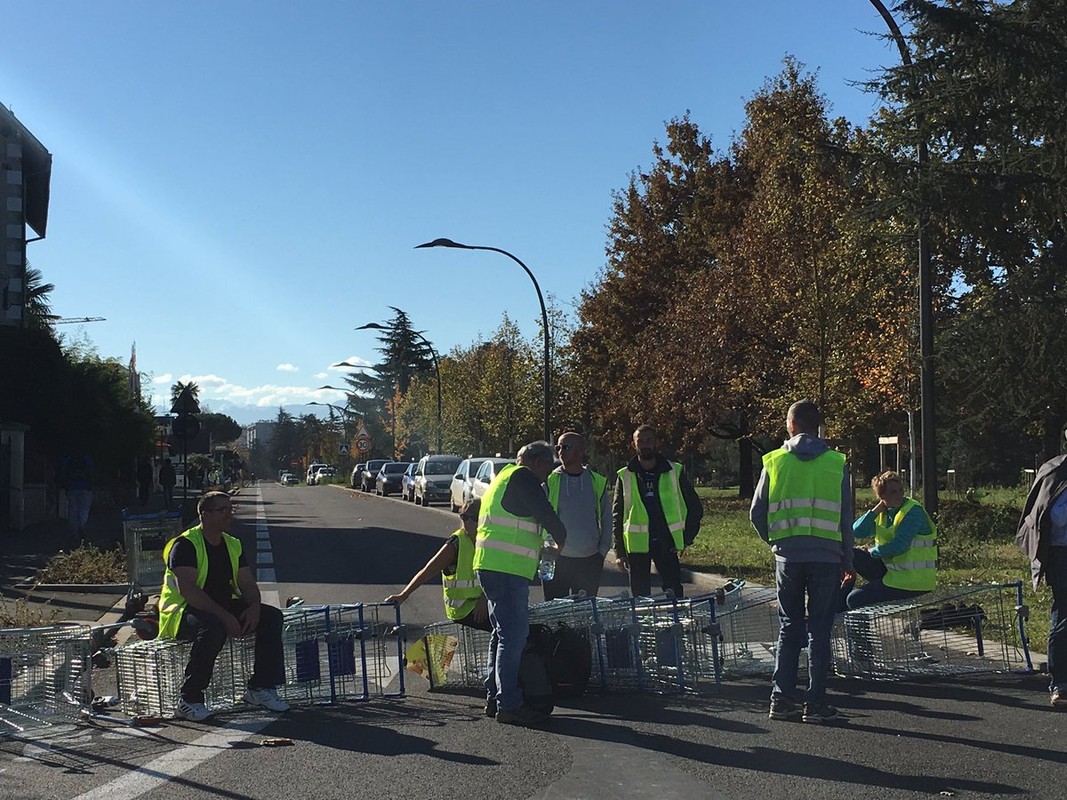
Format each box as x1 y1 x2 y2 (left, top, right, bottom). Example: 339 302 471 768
613 424 703 598
158 491 289 721
1016 452 1067 708
473 441 567 726
543 431 613 600
750 400 853 724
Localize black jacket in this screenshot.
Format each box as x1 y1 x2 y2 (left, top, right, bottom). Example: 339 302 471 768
1016 454 1067 589
612 454 703 554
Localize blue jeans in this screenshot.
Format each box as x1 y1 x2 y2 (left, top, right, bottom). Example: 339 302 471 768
1047 547 1067 692
773 560 840 705
845 548 927 610
477 569 530 712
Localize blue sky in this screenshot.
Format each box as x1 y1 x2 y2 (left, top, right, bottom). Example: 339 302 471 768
4 2 896 425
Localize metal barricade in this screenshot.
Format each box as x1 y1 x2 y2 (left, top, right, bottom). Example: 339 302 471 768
832 582 1033 680
1 624 93 735
279 604 334 706
415 620 491 690
122 510 184 596
715 583 781 678
348 602 406 699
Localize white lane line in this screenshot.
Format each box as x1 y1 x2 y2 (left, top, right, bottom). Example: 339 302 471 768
252 486 276 584
70 716 275 800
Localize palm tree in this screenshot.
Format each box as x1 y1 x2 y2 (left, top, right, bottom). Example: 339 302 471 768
23 262 55 332
170 380 201 405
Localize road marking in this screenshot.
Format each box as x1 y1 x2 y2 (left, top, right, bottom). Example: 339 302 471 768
69 716 275 800
252 486 276 584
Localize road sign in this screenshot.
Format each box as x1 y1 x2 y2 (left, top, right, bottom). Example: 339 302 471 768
355 437 371 453
338 442 350 456
356 423 369 438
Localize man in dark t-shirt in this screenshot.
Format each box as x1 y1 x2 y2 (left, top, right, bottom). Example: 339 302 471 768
161 491 288 721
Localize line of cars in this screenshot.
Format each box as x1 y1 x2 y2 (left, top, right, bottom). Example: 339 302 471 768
348 454 515 510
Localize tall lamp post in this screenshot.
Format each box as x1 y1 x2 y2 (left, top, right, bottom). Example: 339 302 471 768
868 0 937 514
308 400 359 472
355 321 443 453
416 238 552 443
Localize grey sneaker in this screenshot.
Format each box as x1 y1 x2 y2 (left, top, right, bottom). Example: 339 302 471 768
802 702 840 724
174 698 214 722
768 696 801 720
1051 688 1067 707
244 687 290 712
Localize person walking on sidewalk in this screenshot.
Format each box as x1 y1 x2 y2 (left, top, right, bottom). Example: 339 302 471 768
750 400 853 724
543 431 612 600
612 425 703 598
158 491 289 721
61 451 93 546
475 441 567 726
159 458 177 511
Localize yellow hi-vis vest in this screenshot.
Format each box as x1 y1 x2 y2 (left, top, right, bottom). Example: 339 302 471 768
157 525 242 640
443 531 483 621
763 448 846 543
473 463 543 580
875 498 937 591
618 462 686 554
546 469 608 536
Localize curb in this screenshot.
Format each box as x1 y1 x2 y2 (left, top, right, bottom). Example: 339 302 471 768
30 583 130 594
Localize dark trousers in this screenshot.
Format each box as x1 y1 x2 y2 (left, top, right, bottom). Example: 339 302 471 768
1047 546 1067 691
627 538 684 598
176 600 284 703
543 554 606 600
841 548 926 610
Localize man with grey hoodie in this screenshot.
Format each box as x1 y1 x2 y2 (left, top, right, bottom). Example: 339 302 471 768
750 400 853 724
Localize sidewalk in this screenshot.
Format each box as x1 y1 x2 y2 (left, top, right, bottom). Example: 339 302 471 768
0 491 196 627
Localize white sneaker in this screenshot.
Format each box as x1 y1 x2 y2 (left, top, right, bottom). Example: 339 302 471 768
175 698 215 721
244 687 290 712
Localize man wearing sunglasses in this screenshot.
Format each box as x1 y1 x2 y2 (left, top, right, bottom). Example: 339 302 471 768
158 491 289 721
613 424 703 598
544 432 612 599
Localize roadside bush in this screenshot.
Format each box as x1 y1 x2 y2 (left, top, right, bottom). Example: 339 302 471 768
0 598 61 627
36 545 127 584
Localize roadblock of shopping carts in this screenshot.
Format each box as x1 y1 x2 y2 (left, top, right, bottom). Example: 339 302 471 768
1 580 1035 734
415 580 1034 696
1 602 406 734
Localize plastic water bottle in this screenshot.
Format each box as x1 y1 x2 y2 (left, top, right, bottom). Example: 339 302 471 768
539 534 557 581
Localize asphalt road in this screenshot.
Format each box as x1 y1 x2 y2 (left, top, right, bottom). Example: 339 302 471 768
1 481 1064 799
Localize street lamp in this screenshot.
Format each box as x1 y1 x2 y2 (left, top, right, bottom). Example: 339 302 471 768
416 237 551 442
356 321 443 453
868 0 937 514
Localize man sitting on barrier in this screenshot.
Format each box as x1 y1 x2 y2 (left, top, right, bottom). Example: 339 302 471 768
843 471 937 610
159 491 289 721
385 497 490 630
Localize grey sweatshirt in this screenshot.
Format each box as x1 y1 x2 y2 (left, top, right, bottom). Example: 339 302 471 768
550 467 613 558
749 433 854 570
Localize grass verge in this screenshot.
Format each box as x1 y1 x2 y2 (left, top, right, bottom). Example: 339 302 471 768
684 488 1052 655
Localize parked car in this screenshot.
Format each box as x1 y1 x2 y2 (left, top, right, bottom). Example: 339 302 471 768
360 459 389 492
414 454 462 507
400 461 418 502
306 462 330 485
315 466 337 484
449 457 488 512
280 472 299 486
350 462 366 488
469 457 516 501
375 461 408 496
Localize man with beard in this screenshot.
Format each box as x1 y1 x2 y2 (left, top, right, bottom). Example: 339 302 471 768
612 425 703 598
